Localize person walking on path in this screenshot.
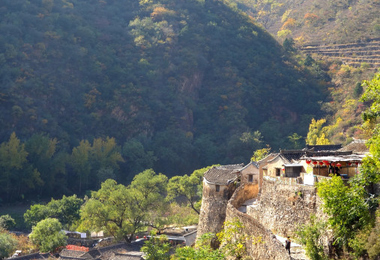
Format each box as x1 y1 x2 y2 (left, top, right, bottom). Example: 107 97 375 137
285 236 291 255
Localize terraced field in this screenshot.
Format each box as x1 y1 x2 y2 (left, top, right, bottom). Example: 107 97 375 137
300 39 380 68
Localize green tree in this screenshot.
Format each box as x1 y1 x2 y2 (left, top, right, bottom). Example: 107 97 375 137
167 166 213 215
251 147 271 162
296 215 328 260
173 233 224 260
24 204 50 228
70 140 92 193
25 134 63 197
217 218 251 259
130 169 168 233
365 209 380 259
29 218 66 253
80 171 167 242
91 137 124 172
0 232 18 259
361 71 380 163
317 175 372 249
283 37 296 53
141 232 170 260
71 137 124 192
24 195 83 228
288 133 303 149
0 215 15 231
0 132 42 201
122 139 156 178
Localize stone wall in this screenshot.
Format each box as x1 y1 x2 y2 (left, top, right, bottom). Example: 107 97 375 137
247 177 325 237
197 181 236 240
226 183 291 260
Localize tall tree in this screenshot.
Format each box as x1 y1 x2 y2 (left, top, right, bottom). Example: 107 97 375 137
80 170 167 242
71 140 92 193
25 134 65 197
167 166 213 214
0 133 42 201
305 119 331 145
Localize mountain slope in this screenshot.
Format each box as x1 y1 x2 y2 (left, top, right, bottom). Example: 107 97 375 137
230 0 380 45
0 0 328 176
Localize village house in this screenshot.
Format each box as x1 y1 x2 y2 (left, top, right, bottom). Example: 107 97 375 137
257 140 368 187
197 140 369 259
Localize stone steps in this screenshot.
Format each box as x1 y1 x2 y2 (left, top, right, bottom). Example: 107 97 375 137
290 245 309 260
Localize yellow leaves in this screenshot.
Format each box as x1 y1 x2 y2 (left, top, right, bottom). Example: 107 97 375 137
277 29 292 40
0 132 28 170
306 118 331 145
281 9 292 23
281 18 296 30
150 7 176 21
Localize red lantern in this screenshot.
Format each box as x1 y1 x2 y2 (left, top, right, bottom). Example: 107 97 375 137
136 236 139 239
355 162 359 166
331 162 335 166
312 161 318 165
336 163 342 167
306 159 311 164
282 168 285 172
348 162 352 166
325 162 330 166
319 161 324 166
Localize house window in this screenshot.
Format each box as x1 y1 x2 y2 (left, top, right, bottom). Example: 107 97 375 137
216 185 220 192
248 175 253 182
276 168 281 176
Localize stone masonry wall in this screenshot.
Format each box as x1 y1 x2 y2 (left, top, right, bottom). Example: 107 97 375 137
226 183 291 260
197 181 236 240
248 177 326 237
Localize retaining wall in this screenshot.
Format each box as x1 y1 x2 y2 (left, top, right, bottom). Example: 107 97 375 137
226 183 291 260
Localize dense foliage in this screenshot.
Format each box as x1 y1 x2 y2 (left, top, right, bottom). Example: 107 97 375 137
302 72 380 258
24 195 83 229
296 215 328 260
229 0 380 44
0 232 18 260
29 218 66 253
0 0 328 201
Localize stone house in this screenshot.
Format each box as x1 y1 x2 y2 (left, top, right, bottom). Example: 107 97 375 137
239 161 260 184
258 142 368 187
196 141 369 258
197 164 243 238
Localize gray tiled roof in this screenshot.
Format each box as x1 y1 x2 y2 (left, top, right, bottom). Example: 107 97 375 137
59 242 145 260
110 253 143 260
7 253 50 260
306 144 342 151
204 164 243 185
60 249 87 258
339 139 368 153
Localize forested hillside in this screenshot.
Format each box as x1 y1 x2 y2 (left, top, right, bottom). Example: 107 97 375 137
231 0 380 44
0 0 328 200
